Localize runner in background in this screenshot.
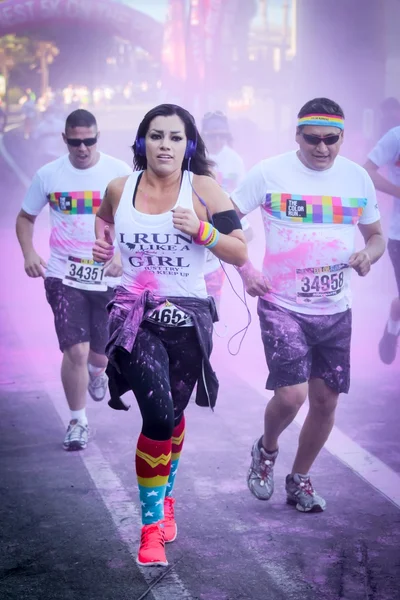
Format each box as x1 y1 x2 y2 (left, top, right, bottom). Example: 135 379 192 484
16 109 132 451
365 125 400 364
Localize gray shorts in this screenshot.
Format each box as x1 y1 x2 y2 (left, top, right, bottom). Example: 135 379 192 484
258 299 352 394
45 277 113 353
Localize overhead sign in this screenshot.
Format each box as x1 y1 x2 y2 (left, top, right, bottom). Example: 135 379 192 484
0 0 163 56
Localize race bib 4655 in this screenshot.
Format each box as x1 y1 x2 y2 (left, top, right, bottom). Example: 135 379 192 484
145 300 193 327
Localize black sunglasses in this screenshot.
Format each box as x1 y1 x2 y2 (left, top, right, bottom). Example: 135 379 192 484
66 136 98 147
302 133 341 146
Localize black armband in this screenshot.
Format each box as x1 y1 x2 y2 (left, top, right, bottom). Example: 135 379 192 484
212 210 242 234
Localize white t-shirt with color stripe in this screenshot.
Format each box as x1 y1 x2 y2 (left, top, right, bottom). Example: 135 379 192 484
22 152 132 281
232 151 380 315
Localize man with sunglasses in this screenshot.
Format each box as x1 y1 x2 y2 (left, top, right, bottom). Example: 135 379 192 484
231 98 385 512
16 109 132 451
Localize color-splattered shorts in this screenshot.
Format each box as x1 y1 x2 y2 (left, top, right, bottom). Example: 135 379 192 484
258 298 352 394
388 239 400 297
44 277 114 353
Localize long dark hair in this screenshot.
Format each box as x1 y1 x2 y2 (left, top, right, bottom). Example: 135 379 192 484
132 103 214 177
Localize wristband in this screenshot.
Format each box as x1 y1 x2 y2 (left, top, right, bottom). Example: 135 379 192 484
194 221 220 248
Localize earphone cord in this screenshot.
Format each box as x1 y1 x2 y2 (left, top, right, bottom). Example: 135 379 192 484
187 158 252 355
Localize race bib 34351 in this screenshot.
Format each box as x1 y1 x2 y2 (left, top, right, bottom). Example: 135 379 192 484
62 256 107 292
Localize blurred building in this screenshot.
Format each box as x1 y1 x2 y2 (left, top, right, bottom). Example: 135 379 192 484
0 0 398 148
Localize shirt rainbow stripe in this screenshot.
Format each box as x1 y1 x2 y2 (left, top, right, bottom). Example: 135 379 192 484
264 193 367 225
297 114 344 129
48 191 101 215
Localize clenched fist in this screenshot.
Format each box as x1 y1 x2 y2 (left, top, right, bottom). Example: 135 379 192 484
172 207 201 237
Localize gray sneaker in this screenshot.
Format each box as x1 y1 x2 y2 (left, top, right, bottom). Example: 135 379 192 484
88 370 108 402
285 474 326 512
63 419 89 451
247 438 278 500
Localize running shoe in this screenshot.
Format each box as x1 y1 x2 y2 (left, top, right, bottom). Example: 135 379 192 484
63 420 89 451
163 496 177 543
88 369 108 402
136 522 168 567
247 438 278 500
285 473 326 512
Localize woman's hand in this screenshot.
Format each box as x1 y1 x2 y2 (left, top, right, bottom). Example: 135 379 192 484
172 207 201 237
93 225 115 263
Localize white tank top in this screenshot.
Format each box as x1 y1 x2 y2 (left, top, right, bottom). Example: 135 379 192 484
115 170 208 298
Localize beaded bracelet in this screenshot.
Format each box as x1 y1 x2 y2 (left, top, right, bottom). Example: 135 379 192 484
194 221 220 249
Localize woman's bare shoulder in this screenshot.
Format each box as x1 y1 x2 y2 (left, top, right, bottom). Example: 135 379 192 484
191 174 232 213
107 175 130 196
192 173 219 191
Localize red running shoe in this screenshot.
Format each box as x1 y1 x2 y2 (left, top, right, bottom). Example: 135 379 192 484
163 496 177 543
136 522 168 567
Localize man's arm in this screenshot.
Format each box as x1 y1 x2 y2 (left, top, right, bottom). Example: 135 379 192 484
349 220 386 277
364 159 400 198
16 209 48 278
359 220 386 264
16 172 48 278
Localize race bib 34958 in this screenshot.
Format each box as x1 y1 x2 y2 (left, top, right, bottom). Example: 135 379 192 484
295 263 349 304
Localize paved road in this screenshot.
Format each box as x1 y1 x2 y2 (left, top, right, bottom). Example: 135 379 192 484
1 114 399 600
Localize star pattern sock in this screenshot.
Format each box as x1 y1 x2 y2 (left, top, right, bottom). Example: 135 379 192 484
166 415 186 498
135 433 171 525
